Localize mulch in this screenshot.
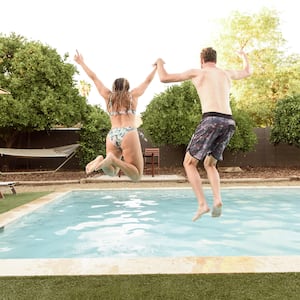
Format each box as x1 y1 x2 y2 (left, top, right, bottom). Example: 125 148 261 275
0 166 299 182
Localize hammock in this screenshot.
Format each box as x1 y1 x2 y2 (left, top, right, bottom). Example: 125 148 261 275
0 144 80 174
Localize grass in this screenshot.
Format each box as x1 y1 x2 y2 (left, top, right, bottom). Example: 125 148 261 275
0 191 52 214
0 192 299 299
0 273 300 299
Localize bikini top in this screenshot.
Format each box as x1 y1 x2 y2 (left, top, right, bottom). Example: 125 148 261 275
107 93 136 116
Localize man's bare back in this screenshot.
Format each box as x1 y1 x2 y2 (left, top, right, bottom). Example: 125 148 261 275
191 64 232 114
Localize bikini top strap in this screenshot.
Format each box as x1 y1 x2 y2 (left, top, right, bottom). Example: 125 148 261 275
108 93 113 110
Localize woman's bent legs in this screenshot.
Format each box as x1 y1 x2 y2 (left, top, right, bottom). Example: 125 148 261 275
87 130 144 182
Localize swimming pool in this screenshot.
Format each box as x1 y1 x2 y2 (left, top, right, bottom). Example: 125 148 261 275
0 187 299 259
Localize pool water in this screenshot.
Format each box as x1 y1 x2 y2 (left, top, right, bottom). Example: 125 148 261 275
0 188 299 258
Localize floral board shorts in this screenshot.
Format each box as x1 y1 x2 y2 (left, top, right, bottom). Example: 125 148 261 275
186 112 236 161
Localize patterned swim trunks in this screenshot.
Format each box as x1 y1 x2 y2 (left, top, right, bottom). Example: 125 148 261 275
186 112 236 161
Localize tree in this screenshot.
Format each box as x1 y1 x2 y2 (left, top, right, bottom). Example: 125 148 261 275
213 8 300 127
141 81 200 146
227 99 257 153
141 81 256 152
270 94 300 147
77 80 91 98
77 104 110 168
0 33 87 146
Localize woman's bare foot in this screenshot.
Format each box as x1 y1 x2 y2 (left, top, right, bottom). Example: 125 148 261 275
85 155 104 175
95 152 115 171
192 206 210 222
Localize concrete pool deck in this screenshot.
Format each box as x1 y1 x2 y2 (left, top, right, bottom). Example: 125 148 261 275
0 180 300 276
1 256 300 276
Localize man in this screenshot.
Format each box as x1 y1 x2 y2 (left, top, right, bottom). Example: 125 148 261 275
155 47 251 221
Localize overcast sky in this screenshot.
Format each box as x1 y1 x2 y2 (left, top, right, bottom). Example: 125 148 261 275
2 0 299 113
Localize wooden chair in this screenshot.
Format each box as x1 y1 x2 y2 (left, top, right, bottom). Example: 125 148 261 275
143 148 160 177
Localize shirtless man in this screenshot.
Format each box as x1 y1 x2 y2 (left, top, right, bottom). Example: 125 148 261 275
155 47 251 221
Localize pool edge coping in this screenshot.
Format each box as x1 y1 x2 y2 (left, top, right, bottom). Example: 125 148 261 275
0 256 299 276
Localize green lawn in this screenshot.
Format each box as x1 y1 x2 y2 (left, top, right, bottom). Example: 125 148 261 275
0 273 300 299
0 191 52 214
0 192 299 299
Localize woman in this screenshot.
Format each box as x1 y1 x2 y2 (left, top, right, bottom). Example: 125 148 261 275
74 50 157 181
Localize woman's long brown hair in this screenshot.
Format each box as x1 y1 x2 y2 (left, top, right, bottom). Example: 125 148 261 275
108 78 131 113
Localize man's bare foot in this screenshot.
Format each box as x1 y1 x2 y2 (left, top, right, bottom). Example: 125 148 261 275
192 207 210 222
85 155 103 175
211 203 223 218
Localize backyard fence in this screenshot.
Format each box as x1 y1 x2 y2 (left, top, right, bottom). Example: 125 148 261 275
0 127 299 171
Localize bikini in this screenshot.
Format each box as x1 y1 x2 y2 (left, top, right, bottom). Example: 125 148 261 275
107 93 137 149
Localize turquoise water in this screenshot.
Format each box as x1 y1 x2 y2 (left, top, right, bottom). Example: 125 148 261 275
0 188 299 258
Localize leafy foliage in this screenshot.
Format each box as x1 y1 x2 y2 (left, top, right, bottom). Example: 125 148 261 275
270 94 300 147
214 8 300 127
0 33 87 146
141 81 200 146
78 104 110 168
228 100 257 153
